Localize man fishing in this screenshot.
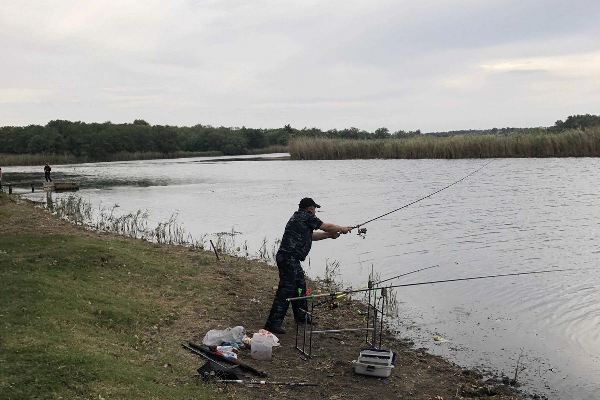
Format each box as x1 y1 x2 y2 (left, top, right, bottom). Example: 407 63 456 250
264 197 353 334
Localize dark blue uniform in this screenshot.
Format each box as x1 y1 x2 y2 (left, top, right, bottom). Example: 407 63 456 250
44 164 52 182
266 210 323 328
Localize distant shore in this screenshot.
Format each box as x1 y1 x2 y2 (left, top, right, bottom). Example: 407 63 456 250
0 146 287 167
2 115 600 165
4 128 599 166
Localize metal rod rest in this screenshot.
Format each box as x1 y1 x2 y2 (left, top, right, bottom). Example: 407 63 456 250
310 328 374 334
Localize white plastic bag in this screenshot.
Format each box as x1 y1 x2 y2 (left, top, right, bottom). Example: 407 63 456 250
202 326 245 346
256 329 279 346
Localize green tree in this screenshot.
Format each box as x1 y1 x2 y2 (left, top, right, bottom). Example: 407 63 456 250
27 135 51 153
374 127 389 138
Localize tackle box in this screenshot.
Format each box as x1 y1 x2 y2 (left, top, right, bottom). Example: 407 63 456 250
352 348 396 378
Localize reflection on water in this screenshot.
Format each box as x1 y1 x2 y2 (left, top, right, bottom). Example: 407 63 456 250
16 155 600 399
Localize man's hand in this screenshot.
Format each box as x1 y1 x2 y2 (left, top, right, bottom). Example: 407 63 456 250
330 232 341 239
318 223 354 238
339 226 353 234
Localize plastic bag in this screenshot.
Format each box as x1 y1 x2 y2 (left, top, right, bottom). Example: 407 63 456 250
256 329 279 346
202 326 245 346
215 345 239 361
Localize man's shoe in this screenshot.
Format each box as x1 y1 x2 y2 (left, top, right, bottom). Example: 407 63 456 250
264 324 286 335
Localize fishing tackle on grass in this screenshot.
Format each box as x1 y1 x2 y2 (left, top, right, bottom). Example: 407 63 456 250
216 379 318 387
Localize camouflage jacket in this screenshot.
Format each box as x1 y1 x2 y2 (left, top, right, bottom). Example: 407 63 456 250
277 210 323 261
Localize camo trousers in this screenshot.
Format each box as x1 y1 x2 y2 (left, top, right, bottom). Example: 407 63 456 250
265 252 308 327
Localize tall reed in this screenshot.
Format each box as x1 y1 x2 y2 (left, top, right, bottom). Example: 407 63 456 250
46 195 280 263
0 146 287 167
289 128 600 159
0 151 221 166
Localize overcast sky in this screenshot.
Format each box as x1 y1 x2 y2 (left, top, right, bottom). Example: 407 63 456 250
1 0 599 132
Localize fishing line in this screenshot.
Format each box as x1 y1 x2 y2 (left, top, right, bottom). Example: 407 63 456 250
287 267 573 301
353 160 494 230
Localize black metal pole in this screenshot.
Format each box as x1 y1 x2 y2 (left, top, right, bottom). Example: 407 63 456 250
209 240 220 261
365 278 372 344
372 294 378 347
379 290 386 348
308 298 314 357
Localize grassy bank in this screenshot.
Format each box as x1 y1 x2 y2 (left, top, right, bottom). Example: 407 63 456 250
0 194 238 399
289 128 600 159
0 194 524 399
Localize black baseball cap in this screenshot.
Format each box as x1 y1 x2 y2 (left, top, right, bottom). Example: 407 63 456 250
299 197 321 209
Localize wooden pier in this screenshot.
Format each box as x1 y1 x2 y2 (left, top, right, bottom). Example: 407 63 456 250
43 181 79 192
1 180 79 194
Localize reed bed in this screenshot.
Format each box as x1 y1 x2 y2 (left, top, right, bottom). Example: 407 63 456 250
289 128 600 159
0 153 82 166
46 194 280 263
0 150 221 166
247 145 289 155
0 146 287 167
50 195 205 249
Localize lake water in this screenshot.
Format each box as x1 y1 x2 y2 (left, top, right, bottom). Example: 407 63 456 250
12 155 600 399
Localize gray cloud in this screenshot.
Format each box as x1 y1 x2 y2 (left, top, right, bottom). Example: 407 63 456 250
1 0 599 131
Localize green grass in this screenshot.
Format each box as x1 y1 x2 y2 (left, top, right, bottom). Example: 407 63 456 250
0 227 219 399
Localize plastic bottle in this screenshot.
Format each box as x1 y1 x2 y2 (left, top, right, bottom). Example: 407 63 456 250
250 333 273 361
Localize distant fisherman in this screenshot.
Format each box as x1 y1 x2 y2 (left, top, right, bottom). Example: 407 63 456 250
44 163 52 182
264 197 353 334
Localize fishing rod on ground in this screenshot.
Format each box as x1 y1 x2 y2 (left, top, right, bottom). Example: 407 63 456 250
216 379 318 387
286 267 574 302
351 160 494 237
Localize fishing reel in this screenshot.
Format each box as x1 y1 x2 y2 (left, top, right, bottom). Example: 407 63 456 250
356 227 367 238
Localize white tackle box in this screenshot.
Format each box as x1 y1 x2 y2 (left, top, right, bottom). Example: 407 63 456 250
351 348 395 378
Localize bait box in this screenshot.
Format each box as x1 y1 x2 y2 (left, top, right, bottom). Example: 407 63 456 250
352 348 395 378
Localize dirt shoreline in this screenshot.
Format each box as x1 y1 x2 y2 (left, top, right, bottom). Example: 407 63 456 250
185 263 527 400
2 194 529 399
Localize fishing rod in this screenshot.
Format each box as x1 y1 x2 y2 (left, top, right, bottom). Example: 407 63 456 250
216 379 318 387
312 264 440 307
286 267 572 302
184 342 268 377
352 160 494 233
375 264 439 285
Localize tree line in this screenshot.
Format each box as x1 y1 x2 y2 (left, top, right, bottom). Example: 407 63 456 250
1 114 599 162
